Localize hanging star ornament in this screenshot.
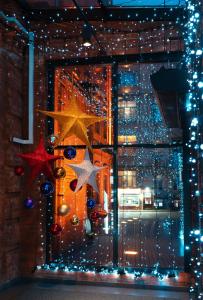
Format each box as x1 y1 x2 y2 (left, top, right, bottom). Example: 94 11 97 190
67 148 105 193
38 97 106 148
17 137 60 184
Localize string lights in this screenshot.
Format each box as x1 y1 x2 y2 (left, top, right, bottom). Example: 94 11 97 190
182 1 202 299
1 0 202 298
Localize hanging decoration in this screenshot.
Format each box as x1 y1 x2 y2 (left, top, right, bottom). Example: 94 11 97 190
87 198 96 209
69 179 82 192
47 134 59 148
54 167 66 179
84 218 92 235
24 197 34 209
70 214 79 226
14 165 25 176
68 148 105 193
40 181 54 195
57 204 70 216
17 137 60 183
50 223 62 235
63 146 77 160
97 209 108 219
38 97 106 148
90 211 100 221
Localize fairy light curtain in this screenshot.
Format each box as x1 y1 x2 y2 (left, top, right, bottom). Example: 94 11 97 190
117 63 184 271
39 59 184 275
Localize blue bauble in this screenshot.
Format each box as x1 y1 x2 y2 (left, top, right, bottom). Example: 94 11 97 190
87 198 96 209
63 146 76 160
24 197 34 209
40 181 54 195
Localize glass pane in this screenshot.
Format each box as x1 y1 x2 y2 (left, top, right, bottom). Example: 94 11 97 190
118 63 182 145
51 65 114 268
54 66 113 147
118 147 184 270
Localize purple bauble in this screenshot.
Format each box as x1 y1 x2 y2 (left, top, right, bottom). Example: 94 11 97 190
24 197 34 209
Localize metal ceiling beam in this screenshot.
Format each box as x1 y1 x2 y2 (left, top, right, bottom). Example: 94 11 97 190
71 0 106 54
28 7 187 22
47 50 183 67
97 0 107 10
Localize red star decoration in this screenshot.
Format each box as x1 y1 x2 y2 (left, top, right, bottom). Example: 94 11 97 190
18 137 60 183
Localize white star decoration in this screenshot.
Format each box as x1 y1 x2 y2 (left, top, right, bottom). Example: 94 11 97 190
68 149 105 193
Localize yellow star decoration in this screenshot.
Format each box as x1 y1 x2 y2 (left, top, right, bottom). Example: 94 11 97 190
38 97 106 148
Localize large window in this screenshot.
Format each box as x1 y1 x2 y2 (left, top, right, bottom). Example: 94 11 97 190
47 61 184 272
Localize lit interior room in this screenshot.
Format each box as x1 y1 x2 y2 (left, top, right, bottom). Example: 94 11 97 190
0 1 202 300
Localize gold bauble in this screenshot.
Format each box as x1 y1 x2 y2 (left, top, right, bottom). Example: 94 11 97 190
57 204 70 216
54 167 66 179
70 214 79 226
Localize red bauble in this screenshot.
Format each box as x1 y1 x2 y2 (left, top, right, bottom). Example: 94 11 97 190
98 209 108 218
50 223 62 235
69 179 82 192
14 166 24 176
90 211 100 221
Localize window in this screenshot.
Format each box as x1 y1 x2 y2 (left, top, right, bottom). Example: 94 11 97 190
118 170 136 188
118 135 137 144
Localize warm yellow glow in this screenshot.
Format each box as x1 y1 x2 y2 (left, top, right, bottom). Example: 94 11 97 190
124 250 138 255
118 135 137 144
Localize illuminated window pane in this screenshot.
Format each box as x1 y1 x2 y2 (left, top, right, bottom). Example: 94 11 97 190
118 135 137 144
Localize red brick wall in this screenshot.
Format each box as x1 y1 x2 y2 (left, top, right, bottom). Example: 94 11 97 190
0 23 24 285
0 1 47 285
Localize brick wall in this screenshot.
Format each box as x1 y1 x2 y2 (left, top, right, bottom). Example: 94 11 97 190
0 1 47 285
0 23 24 285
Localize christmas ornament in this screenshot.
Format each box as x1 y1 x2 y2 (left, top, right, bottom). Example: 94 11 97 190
70 215 79 226
84 218 92 234
38 97 106 148
24 197 34 209
68 148 105 193
63 146 76 160
14 166 24 176
50 223 62 235
17 137 60 183
98 209 108 218
54 167 66 179
87 198 96 209
90 211 100 221
40 181 54 195
47 134 58 147
57 204 70 216
69 179 82 192
86 232 94 239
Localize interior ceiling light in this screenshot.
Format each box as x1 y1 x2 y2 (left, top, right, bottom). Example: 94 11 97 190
124 251 138 255
82 24 92 47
